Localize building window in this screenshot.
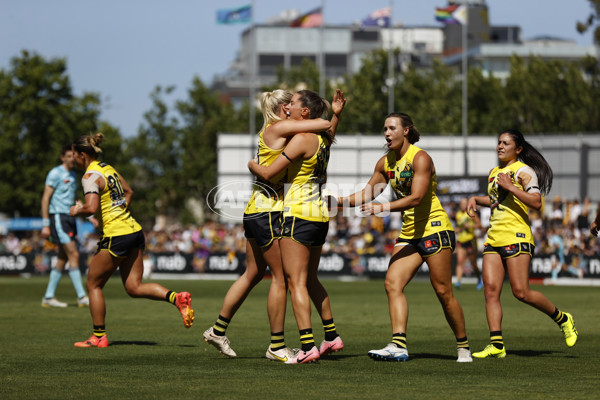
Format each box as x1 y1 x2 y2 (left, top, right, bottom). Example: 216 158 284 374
325 53 347 77
352 30 379 42
259 54 284 76
291 54 317 66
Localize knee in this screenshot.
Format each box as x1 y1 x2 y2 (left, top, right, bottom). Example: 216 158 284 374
434 284 453 304
124 283 142 298
384 278 402 297
511 287 528 302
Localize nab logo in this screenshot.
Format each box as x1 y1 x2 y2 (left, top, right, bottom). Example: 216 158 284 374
387 171 395 179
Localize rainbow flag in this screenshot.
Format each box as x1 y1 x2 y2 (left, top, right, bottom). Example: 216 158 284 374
435 5 459 24
290 7 323 28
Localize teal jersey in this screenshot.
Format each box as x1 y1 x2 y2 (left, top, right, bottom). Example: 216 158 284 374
45 165 77 214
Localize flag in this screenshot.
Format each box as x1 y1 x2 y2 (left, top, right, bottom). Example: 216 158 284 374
361 7 391 28
217 4 252 24
435 4 459 24
290 7 323 28
435 4 467 25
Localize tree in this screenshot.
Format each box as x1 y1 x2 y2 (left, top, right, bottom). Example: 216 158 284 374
0 51 110 217
577 0 600 46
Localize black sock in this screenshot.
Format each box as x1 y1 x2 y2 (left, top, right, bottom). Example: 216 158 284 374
392 332 407 349
322 318 338 341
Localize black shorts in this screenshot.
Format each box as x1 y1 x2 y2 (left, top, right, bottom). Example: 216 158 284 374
97 230 146 257
457 238 477 254
395 230 456 258
483 242 535 259
243 212 282 247
281 216 328 247
49 214 77 245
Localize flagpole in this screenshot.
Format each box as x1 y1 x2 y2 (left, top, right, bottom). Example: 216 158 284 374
319 0 325 97
461 6 468 176
387 0 394 114
249 0 256 158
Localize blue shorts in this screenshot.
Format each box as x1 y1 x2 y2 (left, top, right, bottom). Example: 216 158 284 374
49 214 77 245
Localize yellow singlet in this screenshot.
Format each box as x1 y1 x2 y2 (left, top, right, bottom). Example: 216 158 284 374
485 161 533 247
244 124 286 214
283 134 330 222
384 144 452 239
456 210 475 243
86 161 142 237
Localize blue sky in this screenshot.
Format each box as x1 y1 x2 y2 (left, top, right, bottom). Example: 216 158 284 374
1 0 596 137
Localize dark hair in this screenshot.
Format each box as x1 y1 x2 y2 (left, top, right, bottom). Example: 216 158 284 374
296 89 334 143
60 144 72 156
385 112 420 144
72 132 104 159
500 129 553 195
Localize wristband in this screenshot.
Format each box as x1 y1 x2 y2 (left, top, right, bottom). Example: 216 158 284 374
42 218 50 227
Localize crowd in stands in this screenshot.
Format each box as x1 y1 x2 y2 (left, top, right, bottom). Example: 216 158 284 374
2 197 599 277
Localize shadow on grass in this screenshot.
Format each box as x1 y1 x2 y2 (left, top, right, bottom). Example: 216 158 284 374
509 349 558 357
409 352 456 361
110 341 158 346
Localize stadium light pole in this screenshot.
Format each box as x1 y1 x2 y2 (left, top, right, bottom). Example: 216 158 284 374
460 4 469 176
319 0 326 97
387 0 394 114
249 0 256 159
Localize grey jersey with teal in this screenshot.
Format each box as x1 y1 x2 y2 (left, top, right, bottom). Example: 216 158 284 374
45 165 77 214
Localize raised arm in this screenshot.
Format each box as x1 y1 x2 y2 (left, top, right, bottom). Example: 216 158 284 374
327 89 346 140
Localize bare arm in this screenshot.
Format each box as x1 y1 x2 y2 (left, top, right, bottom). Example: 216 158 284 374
268 118 331 139
248 133 314 181
40 185 54 238
337 156 388 208
467 196 491 217
327 89 346 140
70 173 104 217
361 151 432 215
498 171 542 210
118 173 135 208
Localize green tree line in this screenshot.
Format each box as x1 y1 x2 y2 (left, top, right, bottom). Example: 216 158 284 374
1 49 599 226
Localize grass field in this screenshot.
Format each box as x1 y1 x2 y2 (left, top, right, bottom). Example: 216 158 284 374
1 276 598 399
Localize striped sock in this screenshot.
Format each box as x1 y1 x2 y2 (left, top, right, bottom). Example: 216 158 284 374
299 328 314 352
551 307 567 325
322 318 338 341
213 315 231 336
270 331 285 351
456 336 469 350
392 332 407 349
166 291 177 304
490 331 504 350
93 325 106 338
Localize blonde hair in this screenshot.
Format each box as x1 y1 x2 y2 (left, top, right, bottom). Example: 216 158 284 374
72 132 104 158
259 89 293 132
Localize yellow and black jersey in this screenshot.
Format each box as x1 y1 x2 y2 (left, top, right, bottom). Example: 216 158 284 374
485 161 533 247
85 161 141 237
455 210 475 243
385 144 453 239
283 134 330 223
244 124 286 214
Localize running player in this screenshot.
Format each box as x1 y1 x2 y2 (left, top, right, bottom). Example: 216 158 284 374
69 133 194 348
454 197 483 290
40 144 89 308
467 129 578 358
335 112 472 363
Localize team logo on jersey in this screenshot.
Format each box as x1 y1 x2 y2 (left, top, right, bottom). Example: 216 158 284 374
387 171 395 179
431 221 441 227
516 232 525 238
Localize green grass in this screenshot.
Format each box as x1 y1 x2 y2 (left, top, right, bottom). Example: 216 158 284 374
0 276 598 399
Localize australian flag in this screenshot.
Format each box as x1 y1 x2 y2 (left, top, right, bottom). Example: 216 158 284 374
361 7 391 28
